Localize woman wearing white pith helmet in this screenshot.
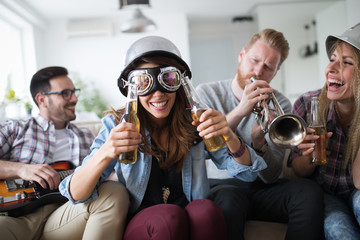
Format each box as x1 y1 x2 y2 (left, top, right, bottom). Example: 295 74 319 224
57 36 267 239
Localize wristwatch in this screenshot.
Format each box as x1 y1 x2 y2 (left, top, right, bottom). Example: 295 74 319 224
251 141 268 154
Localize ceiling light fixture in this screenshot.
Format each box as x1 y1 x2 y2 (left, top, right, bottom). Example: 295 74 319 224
232 16 254 23
119 0 157 33
121 8 156 33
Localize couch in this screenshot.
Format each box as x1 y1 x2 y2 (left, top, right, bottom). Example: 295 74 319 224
75 120 296 239
74 120 103 137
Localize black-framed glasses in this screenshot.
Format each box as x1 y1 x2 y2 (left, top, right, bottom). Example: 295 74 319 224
42 88 81 100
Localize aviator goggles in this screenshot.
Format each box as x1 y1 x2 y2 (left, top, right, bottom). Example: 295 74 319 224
123 66 182 96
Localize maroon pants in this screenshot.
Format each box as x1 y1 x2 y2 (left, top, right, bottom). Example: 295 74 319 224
124 199 227 240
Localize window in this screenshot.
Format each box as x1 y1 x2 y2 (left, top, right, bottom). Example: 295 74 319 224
0 3 37 121
0 18 25 100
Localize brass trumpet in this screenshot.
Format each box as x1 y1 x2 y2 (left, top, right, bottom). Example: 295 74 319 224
251 77 307 148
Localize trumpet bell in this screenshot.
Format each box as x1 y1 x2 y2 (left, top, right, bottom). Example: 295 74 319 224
268 114 307 148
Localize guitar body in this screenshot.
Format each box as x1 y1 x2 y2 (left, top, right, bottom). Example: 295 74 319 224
0 161 75 217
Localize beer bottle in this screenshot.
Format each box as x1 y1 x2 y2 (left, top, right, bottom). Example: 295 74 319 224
181 76 226 152
118 83 140 164
309 97 326 165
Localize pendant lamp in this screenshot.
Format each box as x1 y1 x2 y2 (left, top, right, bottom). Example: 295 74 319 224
119 0 157 33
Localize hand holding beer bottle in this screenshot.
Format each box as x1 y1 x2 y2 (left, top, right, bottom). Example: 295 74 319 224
181 76 226 152
118 83 140 164
308 97 327 165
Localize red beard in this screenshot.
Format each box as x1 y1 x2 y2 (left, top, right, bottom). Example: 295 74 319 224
236 65 256 89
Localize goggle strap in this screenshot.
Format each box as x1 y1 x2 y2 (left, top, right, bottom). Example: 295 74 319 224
181 72 189 80
122 78 130 88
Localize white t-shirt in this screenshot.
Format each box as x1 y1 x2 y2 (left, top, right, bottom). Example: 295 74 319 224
50 128 71 164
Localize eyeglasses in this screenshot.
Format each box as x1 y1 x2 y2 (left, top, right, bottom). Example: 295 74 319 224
124 66 182 96
42 88 81 100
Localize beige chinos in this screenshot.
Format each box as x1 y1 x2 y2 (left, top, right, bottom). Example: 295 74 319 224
0 181 130 240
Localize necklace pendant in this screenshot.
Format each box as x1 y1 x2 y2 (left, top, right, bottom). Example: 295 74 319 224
162 186 170 204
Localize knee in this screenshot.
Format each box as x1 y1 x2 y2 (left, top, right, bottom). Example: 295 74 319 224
290 178 323 204
209 185 249 220
125 204 189 240
93 181 130 215
186 199 227 239
210 185 248 207
99 181 129 201
143 204 188 231
186 200 225 227
324 212 344 239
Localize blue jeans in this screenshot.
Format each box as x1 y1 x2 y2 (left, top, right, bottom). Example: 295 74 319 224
324 190 360 240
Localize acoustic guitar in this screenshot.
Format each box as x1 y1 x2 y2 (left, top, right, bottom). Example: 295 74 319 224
0 161 74 217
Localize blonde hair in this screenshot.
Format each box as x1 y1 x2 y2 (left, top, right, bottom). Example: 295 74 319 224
245 28 289 68
319 40 360 166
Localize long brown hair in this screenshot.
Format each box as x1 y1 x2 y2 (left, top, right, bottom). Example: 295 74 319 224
319 40 360 166
106 56 198 170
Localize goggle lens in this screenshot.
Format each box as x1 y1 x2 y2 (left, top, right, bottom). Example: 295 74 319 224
130 74 152 93
127 66 182 96
161 71 181 88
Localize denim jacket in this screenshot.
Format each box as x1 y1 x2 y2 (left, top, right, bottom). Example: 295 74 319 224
59 114 267 214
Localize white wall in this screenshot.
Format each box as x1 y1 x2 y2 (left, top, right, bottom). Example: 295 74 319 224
34 13 189 109
317 1 347 83
8 0 360 113
346 0 360 26
189 20 256 86
189 0 359 104
256 1 341 103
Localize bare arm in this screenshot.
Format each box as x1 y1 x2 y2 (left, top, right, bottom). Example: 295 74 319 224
226 105 248 131
0 159 60 190
196 108 251 165
292 128 332 177
69 122 142 201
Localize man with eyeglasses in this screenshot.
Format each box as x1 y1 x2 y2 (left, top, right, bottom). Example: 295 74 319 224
0 66 129 239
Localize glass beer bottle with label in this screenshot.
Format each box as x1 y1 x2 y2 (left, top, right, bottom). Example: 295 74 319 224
309 97 327 165
181 76 226 152
118 83 140 164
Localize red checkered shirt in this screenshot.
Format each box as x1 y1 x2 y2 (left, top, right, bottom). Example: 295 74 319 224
289 89 354 198
0 115 94 167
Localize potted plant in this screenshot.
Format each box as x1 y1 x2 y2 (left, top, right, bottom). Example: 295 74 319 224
3 89 21 119
24 101 33 115
72 73 108 118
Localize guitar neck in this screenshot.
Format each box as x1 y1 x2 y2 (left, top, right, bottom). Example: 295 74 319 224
58 170 74 180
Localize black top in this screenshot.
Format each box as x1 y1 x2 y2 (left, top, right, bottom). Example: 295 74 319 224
136 154 189 215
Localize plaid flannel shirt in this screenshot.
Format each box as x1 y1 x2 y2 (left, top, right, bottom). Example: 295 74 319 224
0 115 94 167
288 89 354 198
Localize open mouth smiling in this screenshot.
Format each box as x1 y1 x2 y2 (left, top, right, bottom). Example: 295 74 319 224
328 79 345 87
151 100 168 108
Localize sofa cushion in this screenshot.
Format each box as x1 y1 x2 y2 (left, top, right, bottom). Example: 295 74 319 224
73 121 102 136
244 220 287 240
